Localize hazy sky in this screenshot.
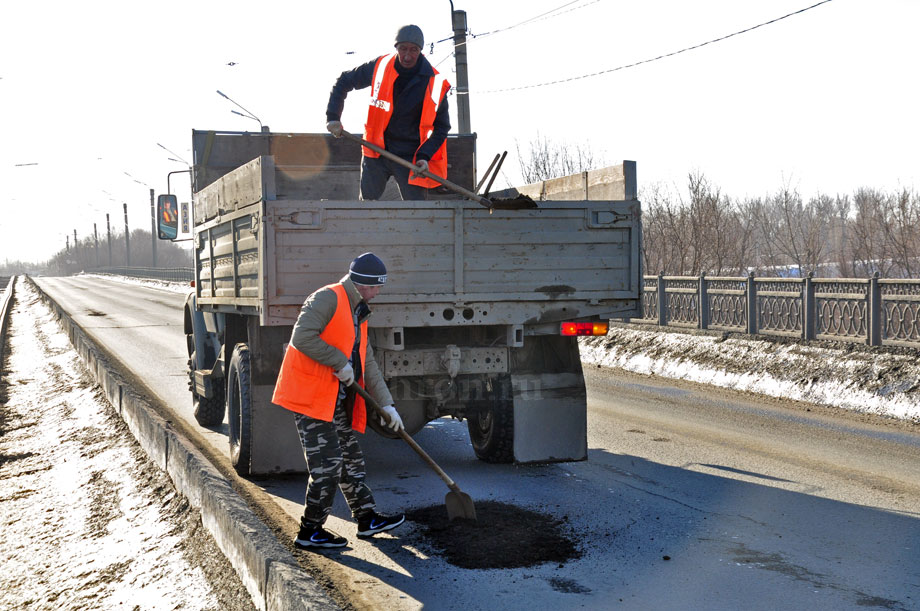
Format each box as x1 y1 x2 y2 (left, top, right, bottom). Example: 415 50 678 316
2 0 918 263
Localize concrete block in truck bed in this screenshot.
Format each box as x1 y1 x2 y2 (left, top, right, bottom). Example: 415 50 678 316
489 162 637 202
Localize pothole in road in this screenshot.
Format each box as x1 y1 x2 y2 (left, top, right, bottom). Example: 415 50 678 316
406 501 581 569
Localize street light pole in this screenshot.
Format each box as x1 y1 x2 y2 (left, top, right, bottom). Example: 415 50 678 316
123 203 130 268
450 3 472 134
150 188 156 268
217 90 268 132
156 142 189 165
106 213 112 266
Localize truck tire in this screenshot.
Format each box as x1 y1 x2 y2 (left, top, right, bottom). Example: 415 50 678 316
227 343 253 476
188 335 225 427
467 375 514 463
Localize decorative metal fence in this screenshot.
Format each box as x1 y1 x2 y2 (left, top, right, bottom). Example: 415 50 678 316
634 273 920 348
96 266 195 283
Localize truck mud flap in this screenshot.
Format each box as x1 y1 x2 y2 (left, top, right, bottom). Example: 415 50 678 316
511 372 587 463
248 384 307 474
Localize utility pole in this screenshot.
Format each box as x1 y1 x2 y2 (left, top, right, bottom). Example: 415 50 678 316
106 213 112 266
73 230 79 268
149 188 157 268
123 203 130 268
451 5 471 134
94 223 99 268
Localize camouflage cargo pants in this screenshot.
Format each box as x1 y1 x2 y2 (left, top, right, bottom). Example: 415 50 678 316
294 390 376 525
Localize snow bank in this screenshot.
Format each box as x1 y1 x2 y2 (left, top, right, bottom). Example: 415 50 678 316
80 272 192 294
580 325 920 423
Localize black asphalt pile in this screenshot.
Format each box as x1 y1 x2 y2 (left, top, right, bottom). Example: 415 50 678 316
407 501 580 569
488 194 538 210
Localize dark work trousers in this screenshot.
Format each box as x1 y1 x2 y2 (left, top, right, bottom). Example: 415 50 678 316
359 155 429 201
294 385 376 525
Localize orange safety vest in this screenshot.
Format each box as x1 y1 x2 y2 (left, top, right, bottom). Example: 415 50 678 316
363 53 451 189
271 283 368 432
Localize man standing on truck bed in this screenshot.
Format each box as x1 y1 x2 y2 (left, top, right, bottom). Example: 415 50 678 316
272 253 406 548
326 24 451 201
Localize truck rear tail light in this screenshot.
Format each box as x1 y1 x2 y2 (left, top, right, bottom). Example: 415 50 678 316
560 322 609 336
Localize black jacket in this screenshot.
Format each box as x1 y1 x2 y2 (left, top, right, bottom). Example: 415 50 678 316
326 54 451 162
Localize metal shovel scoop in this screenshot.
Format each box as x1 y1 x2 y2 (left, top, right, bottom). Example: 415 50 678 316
351 383 477 521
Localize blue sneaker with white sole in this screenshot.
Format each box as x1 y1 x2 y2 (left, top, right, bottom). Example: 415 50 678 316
356 511 405 537
294 520 347 549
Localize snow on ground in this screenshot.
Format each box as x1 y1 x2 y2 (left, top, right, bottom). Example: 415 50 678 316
580 325 920 423
84 273 920 423
0 280 255 611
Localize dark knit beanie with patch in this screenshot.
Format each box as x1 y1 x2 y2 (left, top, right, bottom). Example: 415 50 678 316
349 252 387 286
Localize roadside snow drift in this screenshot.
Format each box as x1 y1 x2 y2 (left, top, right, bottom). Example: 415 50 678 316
580 325 920 423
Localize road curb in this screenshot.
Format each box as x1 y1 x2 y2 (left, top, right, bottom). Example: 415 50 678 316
28 277 339 611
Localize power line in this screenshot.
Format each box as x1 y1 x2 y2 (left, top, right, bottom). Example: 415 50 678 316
429 1 603 76
472 0 836 94
432 0 603 53
471 0 603 40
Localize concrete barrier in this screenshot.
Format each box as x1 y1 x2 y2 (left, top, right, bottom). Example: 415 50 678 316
0 276 15 368
27 277 338 611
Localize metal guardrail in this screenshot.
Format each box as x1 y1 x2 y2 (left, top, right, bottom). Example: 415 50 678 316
633 273 920 348
95 267 194 283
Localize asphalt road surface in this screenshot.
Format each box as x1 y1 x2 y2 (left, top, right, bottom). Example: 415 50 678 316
31 275 920 610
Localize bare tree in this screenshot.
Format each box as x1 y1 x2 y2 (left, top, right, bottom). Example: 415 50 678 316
685 172 740 275
751 184 833 276
45 228 191 275
641 173 758 276
802 193 835 274
830 194 853 277
642 182 694 274
515 133 602 183
849 188 893 277
732 197 763 274
883 188 920 277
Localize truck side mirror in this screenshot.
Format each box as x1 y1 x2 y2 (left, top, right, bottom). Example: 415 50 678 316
157 194 179 240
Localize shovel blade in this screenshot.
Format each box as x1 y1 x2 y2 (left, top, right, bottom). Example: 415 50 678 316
445 490 477 521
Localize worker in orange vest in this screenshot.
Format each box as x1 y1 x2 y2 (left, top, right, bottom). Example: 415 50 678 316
326 24 451 201
272 252 405 548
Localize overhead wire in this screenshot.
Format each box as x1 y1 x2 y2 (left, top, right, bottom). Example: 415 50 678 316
429 0 604 70
469 0 603 40
468 0 836 94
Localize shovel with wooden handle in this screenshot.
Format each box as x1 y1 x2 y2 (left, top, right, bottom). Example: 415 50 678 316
350 382 477 521
340 130 494 210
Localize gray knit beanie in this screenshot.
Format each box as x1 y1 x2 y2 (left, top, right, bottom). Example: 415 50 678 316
394 24 424 49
